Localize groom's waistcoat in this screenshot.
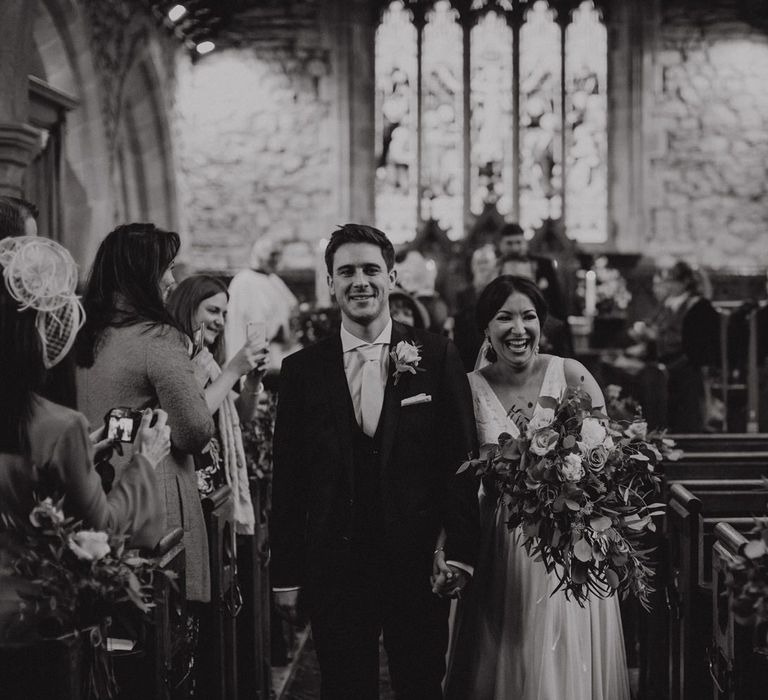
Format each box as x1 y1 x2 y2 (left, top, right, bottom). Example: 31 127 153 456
348 393 385 545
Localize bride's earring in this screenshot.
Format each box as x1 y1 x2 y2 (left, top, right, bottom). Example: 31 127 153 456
484 339 498 363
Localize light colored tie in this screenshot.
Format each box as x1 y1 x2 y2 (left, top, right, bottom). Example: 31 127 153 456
358 344 384 437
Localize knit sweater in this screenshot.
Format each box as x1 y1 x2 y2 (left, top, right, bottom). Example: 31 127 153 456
77 322 215 602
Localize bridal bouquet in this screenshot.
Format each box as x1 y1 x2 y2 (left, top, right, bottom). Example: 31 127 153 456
459 386 680 609
2 498 174 697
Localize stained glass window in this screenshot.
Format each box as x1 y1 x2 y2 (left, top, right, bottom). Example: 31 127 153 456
422 2 463 239
374 0 609 245
565 0 608 243
519 1 562 233
470 11 514 216
375 1 418 244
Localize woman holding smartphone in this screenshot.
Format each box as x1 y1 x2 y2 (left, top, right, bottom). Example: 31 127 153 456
76 223 215 607
167 274 268 529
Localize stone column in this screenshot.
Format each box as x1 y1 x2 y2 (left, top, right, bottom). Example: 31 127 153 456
0 0 41 195
324 0 377 224
606 0 658 252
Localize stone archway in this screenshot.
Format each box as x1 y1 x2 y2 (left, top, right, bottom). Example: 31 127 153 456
32 0 112 267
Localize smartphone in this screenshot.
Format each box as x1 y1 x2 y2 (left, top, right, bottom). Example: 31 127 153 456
192 323 206 357
104 407 143 443
246 320 267 346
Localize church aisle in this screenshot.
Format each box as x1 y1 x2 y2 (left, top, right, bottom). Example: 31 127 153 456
279 634 395 699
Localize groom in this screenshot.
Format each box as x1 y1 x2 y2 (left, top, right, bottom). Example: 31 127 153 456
271 224 479 699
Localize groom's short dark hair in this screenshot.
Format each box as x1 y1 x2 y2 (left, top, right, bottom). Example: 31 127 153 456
324 224 395 274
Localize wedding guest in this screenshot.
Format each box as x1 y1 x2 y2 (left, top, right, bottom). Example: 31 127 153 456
453 244 499 371
388 287 430 330
497 222 567 320
166 275 268 523
632 261 719 432
0 196 37 237
441 275 629 700
395 249 448 334
76 223 215 605
225 238 298 372
0 234 170 640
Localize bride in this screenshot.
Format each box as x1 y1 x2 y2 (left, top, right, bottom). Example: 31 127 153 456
439 275 630 700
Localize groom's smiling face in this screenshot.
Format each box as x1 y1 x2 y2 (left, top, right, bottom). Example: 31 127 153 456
329 242 396 327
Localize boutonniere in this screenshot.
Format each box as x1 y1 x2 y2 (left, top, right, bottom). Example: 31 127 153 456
390 340 424 385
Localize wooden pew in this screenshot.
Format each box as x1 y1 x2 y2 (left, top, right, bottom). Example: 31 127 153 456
0 528 187 700
668 434 768 453
710 522 768 699
113 526 186 700
237 476 272 699
666 484 768 700
201 485 239 700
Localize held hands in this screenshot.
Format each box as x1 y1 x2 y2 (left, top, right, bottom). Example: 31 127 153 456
431 548 470 599
134 409 171 469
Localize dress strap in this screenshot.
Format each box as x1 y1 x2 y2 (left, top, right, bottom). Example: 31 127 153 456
538 355 567 401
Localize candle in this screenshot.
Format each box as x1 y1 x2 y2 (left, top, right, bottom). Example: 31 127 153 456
315 238 331 308
584 270 597 317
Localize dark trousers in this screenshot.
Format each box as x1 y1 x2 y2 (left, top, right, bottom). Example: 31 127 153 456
306 545 450 700
667 361 706 432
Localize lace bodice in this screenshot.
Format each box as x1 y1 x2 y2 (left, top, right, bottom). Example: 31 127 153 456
468 356 567 447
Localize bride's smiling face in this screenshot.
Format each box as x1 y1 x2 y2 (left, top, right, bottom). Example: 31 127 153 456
486 291 541 368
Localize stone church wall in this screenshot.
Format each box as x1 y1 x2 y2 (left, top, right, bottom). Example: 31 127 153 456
174 38 335 273
646 0 768 268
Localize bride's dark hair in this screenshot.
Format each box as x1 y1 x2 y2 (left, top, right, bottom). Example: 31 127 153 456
475 275 548 332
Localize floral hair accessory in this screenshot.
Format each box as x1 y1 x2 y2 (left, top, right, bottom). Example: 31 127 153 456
0 235 85 368
390 340 424 385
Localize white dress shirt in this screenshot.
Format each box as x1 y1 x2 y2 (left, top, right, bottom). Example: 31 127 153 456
341 319 392 428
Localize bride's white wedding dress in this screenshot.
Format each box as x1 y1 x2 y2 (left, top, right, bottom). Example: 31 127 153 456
444 357 631 700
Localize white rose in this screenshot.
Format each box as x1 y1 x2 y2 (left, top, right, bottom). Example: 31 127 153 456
395 341 420 364
624 420 648 441
580 417 607 450
68 530 111 561
526 408 555 437
561 453 585 482
530 427 559 456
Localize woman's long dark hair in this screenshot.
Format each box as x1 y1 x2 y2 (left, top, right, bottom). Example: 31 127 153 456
167 275 230 365
0 202 45 453
76 223 181 368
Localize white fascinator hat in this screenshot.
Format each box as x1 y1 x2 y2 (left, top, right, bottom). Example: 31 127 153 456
0 236 84 368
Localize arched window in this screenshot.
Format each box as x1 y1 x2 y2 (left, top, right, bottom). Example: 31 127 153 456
374 0 608 245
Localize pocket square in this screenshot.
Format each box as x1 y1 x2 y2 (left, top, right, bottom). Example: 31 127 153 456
401 393 432 407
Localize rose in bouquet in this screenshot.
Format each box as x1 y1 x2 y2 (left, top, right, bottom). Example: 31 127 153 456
727 515 768 649
459 386 680 609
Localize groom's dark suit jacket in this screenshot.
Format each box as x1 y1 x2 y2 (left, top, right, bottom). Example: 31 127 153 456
271 320 479 590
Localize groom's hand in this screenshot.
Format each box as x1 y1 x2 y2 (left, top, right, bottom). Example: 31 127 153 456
431 551 470 599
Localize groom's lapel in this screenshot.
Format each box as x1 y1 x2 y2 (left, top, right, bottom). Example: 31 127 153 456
378 321 409 471
321 335 355 482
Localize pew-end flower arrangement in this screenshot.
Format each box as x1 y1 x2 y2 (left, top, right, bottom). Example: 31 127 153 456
2 497 175 697
459 385 681 610
727 516 768 649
